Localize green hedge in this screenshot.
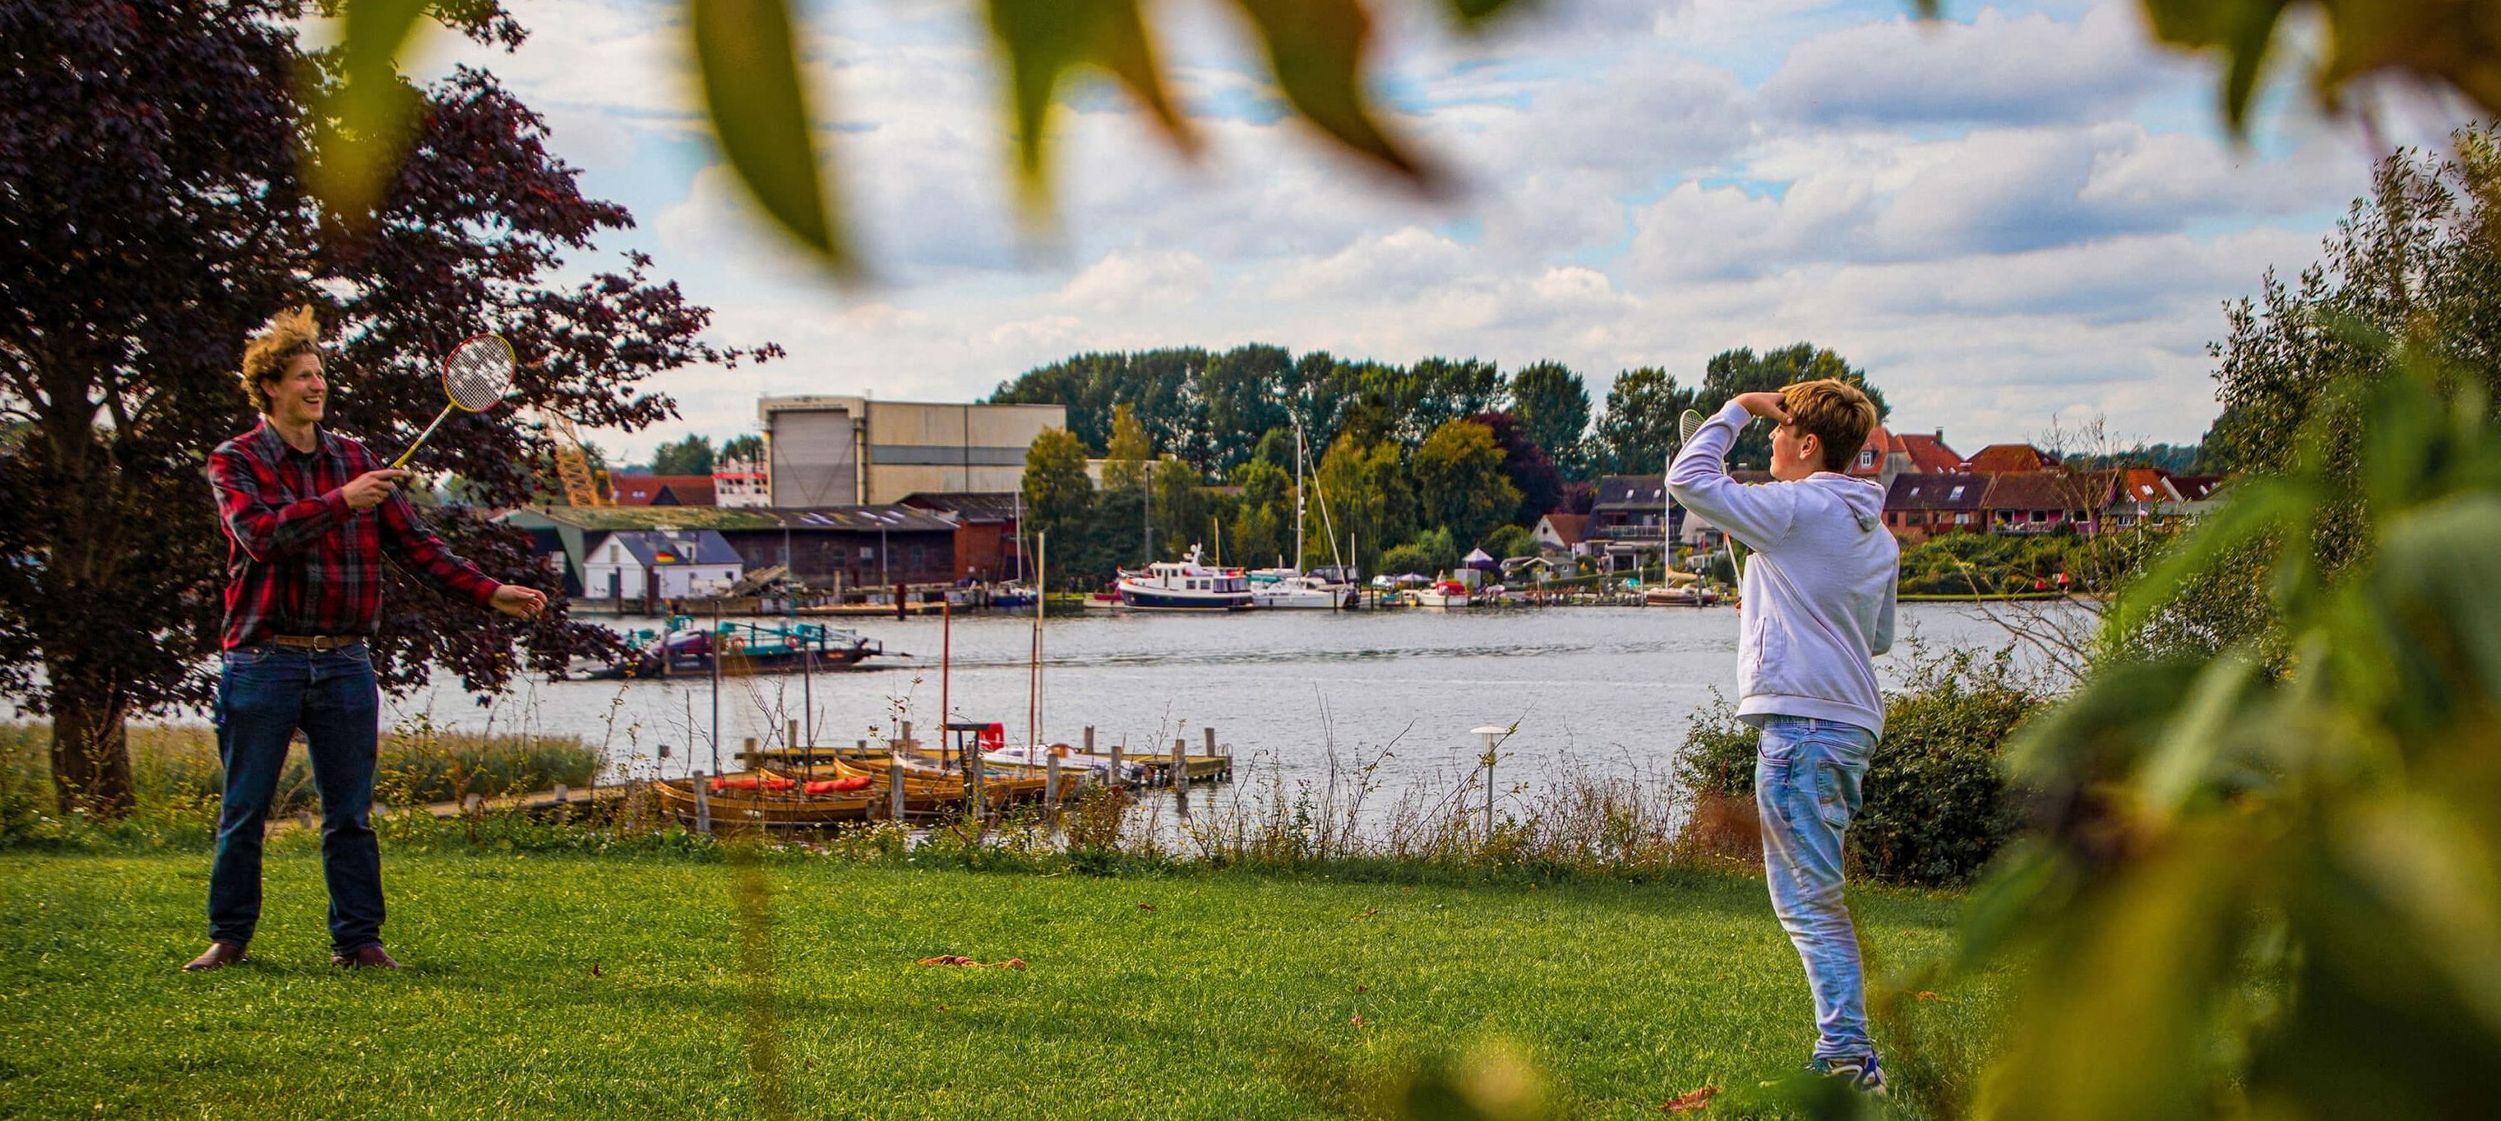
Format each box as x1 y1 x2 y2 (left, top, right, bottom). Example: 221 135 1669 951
1675 644 2039 886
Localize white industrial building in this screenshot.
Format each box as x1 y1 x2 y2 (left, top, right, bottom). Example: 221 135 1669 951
760 396 1066 507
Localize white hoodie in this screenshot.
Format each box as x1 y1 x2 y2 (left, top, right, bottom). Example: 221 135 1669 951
1666 401 1898 736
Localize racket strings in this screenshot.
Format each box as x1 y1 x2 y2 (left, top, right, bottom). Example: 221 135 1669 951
443 338 514 411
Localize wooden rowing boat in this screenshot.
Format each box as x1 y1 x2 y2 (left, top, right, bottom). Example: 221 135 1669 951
651 774 882 827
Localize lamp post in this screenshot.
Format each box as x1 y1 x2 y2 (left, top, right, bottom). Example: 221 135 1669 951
1472 724 1510 842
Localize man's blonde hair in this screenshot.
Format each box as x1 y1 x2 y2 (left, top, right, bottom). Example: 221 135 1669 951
239 306 321 413
1780 378 1879 474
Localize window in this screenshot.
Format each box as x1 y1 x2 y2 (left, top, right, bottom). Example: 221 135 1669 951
1955 512 1970 525
1858 449 1876 468
2031 510 2048 523
1948 485 1965 500
859 545 875 560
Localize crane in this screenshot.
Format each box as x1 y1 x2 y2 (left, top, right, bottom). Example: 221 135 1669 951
543 411 609 507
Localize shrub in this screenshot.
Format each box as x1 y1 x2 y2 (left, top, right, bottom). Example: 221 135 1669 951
1674 643 2039 886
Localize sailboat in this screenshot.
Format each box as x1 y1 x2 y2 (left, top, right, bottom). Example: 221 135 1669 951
1251 418 1360 610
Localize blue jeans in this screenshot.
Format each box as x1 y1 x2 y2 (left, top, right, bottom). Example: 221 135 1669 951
208 644 385 954
1755 715 1876 1061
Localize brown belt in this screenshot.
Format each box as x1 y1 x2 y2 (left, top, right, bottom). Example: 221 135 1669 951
267 634 364 652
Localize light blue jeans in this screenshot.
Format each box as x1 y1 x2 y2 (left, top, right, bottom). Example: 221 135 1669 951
1755 715 1876 1061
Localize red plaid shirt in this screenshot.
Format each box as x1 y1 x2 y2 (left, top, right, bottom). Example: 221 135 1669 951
208 420 501 650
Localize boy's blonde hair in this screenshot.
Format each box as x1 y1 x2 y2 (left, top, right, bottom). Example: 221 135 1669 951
239 306 321 414
1780 378 1879 474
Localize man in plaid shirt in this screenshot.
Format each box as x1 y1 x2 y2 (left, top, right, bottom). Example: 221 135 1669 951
184 308 545 973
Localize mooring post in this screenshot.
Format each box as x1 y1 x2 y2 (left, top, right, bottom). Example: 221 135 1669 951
1203 726 1215 757
1171 737 1189 816
1110 741 1124 789
742 736 757 767
787 718 802 766
887 762 905 821
694 771 712 834
1045 751 1063 828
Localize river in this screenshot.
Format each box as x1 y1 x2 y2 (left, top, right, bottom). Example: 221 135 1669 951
369 603 2074 799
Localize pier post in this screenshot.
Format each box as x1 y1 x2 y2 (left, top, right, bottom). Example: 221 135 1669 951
1045 752 1062 829
787 719 802 766
887 762 905 822
1172 738 1188 817
967 738 986 828
743 736 757 768
694 772 712 834
1203 727 1215 757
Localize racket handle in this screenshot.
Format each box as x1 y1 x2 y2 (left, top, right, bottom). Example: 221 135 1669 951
392 404 455 469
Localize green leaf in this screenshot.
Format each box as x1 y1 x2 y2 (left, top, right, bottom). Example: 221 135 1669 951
1439 0 1538 30
986 0 1197 217
1223 0 1437 186
303 0 433 222
690 0 852 271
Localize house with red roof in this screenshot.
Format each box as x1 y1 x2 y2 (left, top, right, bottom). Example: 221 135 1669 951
1962 443 2063 473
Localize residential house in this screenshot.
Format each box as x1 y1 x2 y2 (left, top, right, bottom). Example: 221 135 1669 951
1588 474 1672 568
1962 443 2062 473
1531 512 1590 557
1882 472 1992 543
581 529 743 602
1980 470 2120 535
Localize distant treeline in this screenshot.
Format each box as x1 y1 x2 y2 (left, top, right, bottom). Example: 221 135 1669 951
985 342 1895 481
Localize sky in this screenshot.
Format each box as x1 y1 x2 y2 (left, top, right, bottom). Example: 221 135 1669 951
405 0 2481 463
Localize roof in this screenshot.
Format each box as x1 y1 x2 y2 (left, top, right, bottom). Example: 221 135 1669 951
2171 474 2226 501
612 475 717 506
1885 472 1991 511
899 492 1023 522
600 529 742 567
2121 468 2181 504
1982 471 2120 512
1591 474 1667 512
1964 443 2062 473
1537 512 1588 545
1892 432 1963 473
502 504 956 533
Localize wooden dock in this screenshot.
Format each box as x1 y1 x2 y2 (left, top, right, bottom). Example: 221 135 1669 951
733 743 1234 786
414 783 632 819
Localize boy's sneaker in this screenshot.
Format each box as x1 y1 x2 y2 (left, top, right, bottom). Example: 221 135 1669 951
1806 1053 1888 1096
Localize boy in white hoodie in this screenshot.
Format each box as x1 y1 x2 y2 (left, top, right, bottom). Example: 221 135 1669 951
1667 379 1897 1094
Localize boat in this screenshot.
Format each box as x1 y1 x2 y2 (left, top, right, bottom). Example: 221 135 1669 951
1409 578 1472 609
1251 573 1359 610
1249 418 1360 609
651 772 881 827
1641 569 1720 606
1114 544 1252 610
582 617 882 679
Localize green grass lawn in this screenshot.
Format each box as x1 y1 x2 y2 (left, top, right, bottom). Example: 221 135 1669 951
0 847 1996 1119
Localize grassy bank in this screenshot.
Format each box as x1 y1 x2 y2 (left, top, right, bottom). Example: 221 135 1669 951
0 847 1998 1119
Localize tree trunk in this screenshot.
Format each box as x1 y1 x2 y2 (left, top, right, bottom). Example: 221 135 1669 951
47 666 138 821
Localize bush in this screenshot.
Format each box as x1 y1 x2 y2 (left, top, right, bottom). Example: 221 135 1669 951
1674 643 2038 886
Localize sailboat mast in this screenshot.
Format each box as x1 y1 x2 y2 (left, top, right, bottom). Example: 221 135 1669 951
1292 419 1306 573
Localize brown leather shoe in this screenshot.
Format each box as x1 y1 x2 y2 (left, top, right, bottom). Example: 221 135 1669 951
182 942 250 972
330 944 403 969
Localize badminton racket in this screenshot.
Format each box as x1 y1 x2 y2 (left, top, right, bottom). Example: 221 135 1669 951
390 333 515 469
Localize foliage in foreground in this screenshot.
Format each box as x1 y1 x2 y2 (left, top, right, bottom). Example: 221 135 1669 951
1918 342 2501 1121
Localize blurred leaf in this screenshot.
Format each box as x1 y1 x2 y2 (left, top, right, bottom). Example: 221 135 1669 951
689 0 852 271
1976 834 2255 1121
1224 0 1438 186
986 0 1197 216
2134 0 2501 133
303 0 432 221
1438 0 1538 30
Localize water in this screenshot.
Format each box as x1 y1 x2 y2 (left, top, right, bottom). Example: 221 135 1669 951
377 604 2060 797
